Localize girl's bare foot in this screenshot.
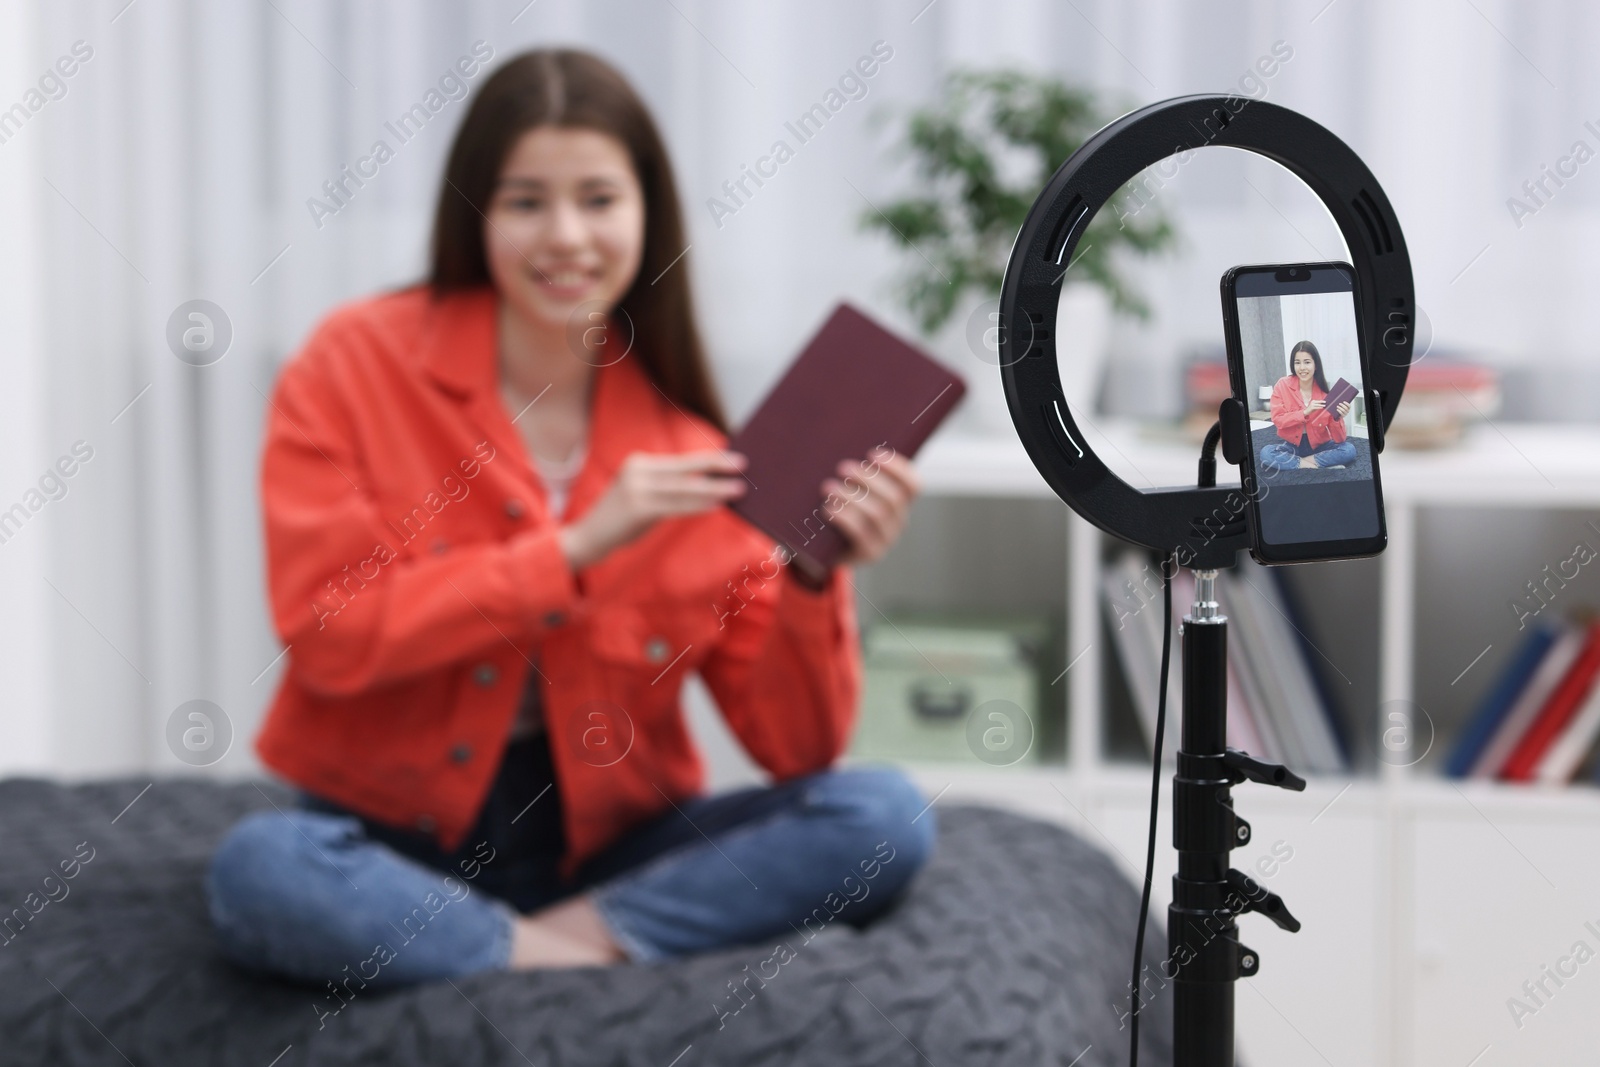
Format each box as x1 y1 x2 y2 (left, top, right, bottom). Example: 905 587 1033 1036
1298 456 1317 468
509 894 626 969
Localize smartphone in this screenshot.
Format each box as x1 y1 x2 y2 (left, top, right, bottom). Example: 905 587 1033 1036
1219 261 1386 565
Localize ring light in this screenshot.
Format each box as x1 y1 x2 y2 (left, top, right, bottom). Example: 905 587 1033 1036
997 94 1414 566
996 95 1418 1067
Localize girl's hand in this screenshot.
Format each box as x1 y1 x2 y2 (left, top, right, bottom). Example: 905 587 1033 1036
1303 399 1326 417
1335 400 1352 419
822 447 920 568
559 450 747 569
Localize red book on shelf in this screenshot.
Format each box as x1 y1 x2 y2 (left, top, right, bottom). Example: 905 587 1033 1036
1402 361 1498 393
1501 620 1600 781
1186 360 1232 408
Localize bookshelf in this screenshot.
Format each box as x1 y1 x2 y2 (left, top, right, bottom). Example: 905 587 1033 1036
853 418 1600 1067
903 417 1600 782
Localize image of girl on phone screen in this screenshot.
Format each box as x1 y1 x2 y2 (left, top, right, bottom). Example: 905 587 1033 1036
1260 340 1357 471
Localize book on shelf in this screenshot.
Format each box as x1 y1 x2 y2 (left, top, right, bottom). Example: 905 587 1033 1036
1500 620 1600 782
1535 670 1600 783
1228 619 1286 764
1100 549 1345 773
1183 354 1501 449
1224 570 1305 766
1444 620 1561 777
1220 559 1347 775
1101 552 1179 760
1581 726 1600 785
1384 360 1501 449
1225 654 1266 759
1279 564 1351 766
1183 358 1238 432
1447 610 1600 784
1468 619 1588 779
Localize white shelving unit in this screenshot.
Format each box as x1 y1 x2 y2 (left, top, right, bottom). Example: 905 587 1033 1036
889 418 1600 1067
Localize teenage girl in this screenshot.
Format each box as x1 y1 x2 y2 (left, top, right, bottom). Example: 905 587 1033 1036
206 49 934 987
1260 340 1356 470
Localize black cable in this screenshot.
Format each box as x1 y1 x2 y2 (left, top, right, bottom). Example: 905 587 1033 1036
1198 419 1221 488
1130 550 1174 1067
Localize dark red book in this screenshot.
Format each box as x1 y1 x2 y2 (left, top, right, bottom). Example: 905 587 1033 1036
725 303 966 577
1502 620 1600 781
1311 377 1358 427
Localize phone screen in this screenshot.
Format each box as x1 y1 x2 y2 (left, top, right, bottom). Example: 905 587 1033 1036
1225 263 1384 562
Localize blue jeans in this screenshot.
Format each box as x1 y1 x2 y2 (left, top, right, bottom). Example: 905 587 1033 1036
1259 439 1357 470
206 762 935 988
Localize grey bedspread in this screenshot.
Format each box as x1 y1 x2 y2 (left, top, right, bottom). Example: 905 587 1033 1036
0 777 1171 1066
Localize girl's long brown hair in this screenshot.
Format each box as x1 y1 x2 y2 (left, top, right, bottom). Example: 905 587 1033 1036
429 49 725 432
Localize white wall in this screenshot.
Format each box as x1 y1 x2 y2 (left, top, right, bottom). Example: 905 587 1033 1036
0 0 53 772
1279 291 1363 392
0 0 1594 777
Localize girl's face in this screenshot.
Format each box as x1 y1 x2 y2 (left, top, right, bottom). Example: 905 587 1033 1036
483 125 646 333
1292 350 1316 381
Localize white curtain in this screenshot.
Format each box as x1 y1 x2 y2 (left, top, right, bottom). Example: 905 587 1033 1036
0 0 1590 776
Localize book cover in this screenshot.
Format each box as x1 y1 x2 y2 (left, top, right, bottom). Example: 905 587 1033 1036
1444 622 1561 777
1226 654 1266 759
1534 672 1600 783
1581 729 1600 784
1266 563 1350 771
1309 377 1357 429
1501 621 1600 781
1102 556 1160 750
1470 623 1585 778
1101 552 1178 755
726 303 966 576
1229 618 1286 765
1223 566 1316 769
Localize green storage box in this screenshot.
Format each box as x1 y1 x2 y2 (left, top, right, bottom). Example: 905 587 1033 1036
851 615 1054 765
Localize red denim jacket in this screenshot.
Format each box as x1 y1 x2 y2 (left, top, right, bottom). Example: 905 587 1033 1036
1268 375 1349 449
255 287 860 874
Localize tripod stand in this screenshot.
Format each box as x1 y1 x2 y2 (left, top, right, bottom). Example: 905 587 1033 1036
993 94 1414 1067
1167 566 1306 1066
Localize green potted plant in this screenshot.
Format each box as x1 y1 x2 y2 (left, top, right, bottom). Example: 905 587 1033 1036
861 69 1175 430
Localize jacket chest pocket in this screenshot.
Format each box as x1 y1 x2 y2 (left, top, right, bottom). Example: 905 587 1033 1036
377 459 523 562
588 600 721 681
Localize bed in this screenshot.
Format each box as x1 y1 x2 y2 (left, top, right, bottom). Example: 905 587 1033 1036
0 777 1171 1066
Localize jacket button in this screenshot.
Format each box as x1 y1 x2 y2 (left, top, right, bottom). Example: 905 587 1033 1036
415 814 437 834
543 610 566 627
430 538 449 555
472 663 499 687
450 743 472 764
644 636 670 664
504 498 526 519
